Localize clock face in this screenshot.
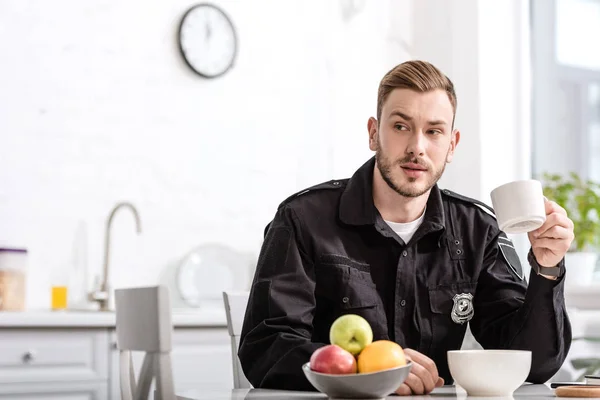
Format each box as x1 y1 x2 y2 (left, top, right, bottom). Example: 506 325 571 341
178 4 237 78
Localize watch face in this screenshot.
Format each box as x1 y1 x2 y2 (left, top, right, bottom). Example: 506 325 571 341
178 3 237 78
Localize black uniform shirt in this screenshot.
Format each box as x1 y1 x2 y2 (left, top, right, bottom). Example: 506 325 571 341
238 157 571 390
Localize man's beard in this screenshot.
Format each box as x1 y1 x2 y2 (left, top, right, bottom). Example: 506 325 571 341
375 139 448 198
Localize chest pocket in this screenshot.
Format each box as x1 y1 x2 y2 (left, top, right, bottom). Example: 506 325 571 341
314 255 388 342
427 282 477 353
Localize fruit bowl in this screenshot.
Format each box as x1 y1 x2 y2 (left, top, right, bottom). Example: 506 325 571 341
302 361 412 400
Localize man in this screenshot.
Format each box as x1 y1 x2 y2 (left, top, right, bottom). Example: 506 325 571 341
238 60 574 395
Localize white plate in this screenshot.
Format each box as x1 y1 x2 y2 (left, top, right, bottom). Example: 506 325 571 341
176 243 254 308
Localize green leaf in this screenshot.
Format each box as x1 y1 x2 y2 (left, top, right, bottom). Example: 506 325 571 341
542 172 600 251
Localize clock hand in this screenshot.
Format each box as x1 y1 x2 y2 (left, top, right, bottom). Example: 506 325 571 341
205 23 211 42
205 11 212 42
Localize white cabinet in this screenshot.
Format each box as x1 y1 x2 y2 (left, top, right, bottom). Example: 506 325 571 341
0 330 109 384
0 381 107 399
0 329 110 399
0 323 232 400
109 327 232 398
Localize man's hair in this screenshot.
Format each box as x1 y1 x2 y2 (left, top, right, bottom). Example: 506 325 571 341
376 60 457 123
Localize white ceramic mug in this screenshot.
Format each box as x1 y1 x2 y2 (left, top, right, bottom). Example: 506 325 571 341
490 180 546 234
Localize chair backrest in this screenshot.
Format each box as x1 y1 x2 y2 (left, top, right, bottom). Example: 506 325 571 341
222 291 252 389
115 285 176 400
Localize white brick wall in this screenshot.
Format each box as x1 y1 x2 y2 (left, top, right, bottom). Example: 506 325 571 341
0 0 539 314
0 0 406 309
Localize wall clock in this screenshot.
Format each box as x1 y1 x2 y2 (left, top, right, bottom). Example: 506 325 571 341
178 3 238 78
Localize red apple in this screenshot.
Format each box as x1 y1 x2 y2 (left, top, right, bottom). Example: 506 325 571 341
310 344 357 374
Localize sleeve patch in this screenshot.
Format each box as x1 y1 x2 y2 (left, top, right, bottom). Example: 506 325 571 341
498 234 524 280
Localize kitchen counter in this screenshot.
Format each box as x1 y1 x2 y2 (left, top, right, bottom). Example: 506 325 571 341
0 306 232 398
565 283 600 310
0 307 227 328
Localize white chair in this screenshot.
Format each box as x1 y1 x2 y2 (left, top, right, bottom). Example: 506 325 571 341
222 291 252 389
115 285 176 400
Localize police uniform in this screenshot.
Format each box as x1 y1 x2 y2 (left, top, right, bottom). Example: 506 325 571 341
238 157 571 390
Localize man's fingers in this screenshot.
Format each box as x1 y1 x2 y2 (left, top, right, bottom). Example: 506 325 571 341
395 384 412 396
402 348 440 394
531 237 572 254
532 213 573 238
395 375 444 396
536 225 573 240
403 372 425 395
405 359 435 393
544 199 567 216
404 348 440 383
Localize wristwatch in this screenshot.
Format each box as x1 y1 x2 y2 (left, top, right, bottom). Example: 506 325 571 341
528 249 564 277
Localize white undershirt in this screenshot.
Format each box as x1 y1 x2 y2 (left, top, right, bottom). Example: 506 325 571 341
384 207 427 244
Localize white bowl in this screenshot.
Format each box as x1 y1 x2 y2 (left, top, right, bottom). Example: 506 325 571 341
302 362 412 399
447 350 531 397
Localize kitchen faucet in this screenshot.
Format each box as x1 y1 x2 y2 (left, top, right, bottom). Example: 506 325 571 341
89 202 142 311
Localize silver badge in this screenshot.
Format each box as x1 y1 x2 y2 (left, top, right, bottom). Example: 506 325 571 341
451 293 474 324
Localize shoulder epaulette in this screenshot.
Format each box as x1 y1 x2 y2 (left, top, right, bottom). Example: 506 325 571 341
440 188 496 219
277 179 346 210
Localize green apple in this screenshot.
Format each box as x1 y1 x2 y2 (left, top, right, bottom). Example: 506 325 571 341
329 314 373 355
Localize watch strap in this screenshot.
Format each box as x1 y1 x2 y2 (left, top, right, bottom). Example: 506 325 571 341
528 249 564 277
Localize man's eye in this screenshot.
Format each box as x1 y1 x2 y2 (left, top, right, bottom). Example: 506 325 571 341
395 124 408 131
428 129 442 135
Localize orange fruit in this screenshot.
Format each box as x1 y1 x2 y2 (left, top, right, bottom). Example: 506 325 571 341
357 340 407 373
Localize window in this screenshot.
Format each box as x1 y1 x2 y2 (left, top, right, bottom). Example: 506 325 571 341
531 0 600 181
531 0 600 284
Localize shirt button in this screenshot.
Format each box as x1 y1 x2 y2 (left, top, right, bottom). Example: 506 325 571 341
402 250 408 257
455 240 460 245
401 300 406 307
342 297 349 304
456 249 463 255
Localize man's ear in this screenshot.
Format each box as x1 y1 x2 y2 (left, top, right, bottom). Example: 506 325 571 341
446 129 460 163
368 117 378 151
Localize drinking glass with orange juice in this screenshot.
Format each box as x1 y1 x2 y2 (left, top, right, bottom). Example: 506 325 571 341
51 285 68 310
50 268 69 310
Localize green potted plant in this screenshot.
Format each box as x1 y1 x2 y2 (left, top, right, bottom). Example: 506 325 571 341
541 172 600 285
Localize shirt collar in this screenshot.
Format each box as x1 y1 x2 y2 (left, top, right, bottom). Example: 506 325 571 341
339 156 446 236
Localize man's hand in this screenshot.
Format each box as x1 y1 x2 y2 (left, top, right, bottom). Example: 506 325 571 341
395 348 444 396
528 198 574 270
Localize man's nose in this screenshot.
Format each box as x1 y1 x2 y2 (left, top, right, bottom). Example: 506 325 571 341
406 132 426 156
